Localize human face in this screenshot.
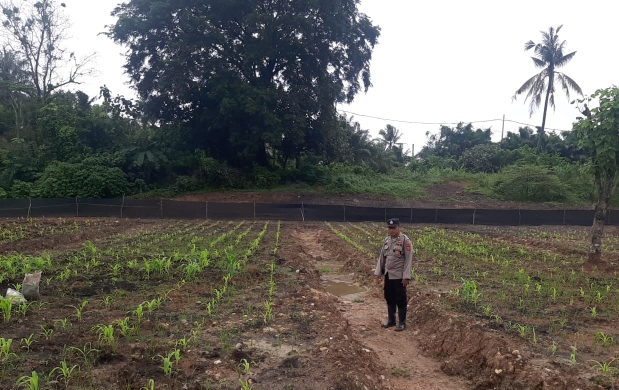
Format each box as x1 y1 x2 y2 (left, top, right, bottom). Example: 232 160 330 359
388 225 400 238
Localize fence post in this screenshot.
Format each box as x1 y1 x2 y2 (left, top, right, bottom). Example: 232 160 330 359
343 205 346 222
472 209 476 225
563 209 566 225
74 197 78 218
121 194 125 219
159 198 164 219
27 198 32 219
301 202 305 222
434 209 438 224
518 209 522 226
410 207 413 224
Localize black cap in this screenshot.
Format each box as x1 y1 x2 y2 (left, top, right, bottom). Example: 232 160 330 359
387 218 400 227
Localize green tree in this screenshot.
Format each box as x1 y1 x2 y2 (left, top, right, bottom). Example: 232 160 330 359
419 123 492 159
378 124 401 150
513 25 582 150
107 0 380 168
573 87 619 267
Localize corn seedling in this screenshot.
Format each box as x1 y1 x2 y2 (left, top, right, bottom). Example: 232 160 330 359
134 303 145 323
49 360 79 387
39 326 53 340
94 324 116 350
590 306 597 319
263 300 274 324
589 358 617 375
594 332 615 347
238 358 256 376
0 297 12 323
54 318 71 330
156 353 174 376
240 379 253 390
550 341 557 355
69 343 99 369
176 336 191 349
570 344 577 364
0 338 16 360
140 379 155 390
20 334 35 352
461 279 482 305
16 371 40 390
16 301 34 317
70 300 88 322
115 317 136 337
57 268 71 283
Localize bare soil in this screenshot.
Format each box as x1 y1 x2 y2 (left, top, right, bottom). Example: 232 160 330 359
174 182 592 210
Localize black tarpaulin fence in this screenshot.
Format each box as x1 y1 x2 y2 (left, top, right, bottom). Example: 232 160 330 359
0 198 611 226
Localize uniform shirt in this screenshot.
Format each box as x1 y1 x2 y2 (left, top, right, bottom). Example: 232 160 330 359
374 233 413 280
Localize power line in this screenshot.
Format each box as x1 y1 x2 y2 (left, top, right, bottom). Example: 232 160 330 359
337 109 571 132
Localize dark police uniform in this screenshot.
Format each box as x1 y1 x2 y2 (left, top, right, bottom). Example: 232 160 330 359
374 218 413 330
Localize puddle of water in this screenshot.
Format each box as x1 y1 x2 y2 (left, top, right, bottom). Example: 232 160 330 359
324 281 366 296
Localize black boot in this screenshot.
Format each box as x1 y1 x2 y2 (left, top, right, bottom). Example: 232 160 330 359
395 304 407 331
381 304 396 328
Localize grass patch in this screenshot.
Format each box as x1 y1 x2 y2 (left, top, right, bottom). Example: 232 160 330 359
391 368 411 377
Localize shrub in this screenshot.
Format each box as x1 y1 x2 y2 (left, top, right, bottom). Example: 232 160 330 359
490 165 570 202
9 181 34 198
33 162 129 198
173 176 205 193
252 166 280 188
460 144 511 173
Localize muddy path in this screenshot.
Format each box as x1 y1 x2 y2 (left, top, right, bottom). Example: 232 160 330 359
292 226 471 390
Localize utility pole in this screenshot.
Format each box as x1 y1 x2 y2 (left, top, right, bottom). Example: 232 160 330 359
501 114 505 141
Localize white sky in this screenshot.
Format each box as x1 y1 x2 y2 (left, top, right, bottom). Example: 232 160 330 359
60 0 618 155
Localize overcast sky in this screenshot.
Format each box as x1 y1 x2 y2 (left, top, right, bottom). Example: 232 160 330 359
61 0 618 155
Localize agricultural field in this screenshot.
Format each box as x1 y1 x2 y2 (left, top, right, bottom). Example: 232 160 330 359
0 218 618 389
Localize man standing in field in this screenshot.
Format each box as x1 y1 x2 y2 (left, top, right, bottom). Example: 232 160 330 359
375 218 413 331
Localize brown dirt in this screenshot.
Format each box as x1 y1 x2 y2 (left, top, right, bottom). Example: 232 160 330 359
173 182 592 210
293 226 470 389
296 224 613 390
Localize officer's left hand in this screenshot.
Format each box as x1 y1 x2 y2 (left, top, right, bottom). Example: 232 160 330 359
402 279 410 287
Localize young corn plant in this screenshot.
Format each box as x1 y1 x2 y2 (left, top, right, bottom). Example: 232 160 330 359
589 358 617 375
69 343 99 369
49 360 79 387
70 300 88 322
140 379 155 390
93 324 116 351
115 317 136 338
0 297 12 323
16 371 40 390
263 300 274 325
20 334 35 352
157 353 174 376
0 338 17 360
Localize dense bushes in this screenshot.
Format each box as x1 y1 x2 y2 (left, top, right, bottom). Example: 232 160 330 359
12 162 129 198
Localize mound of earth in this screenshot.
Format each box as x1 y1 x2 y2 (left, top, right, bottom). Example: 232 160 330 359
173 182 591 210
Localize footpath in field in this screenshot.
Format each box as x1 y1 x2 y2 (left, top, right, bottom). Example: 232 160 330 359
292 226 471 390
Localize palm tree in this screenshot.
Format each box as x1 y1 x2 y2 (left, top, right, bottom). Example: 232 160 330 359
378 124 401 150
513 25 582 150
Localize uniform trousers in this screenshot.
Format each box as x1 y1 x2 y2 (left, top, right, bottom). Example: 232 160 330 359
383 274 407 305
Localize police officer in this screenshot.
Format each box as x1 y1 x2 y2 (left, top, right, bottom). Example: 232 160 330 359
374 218 413 331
